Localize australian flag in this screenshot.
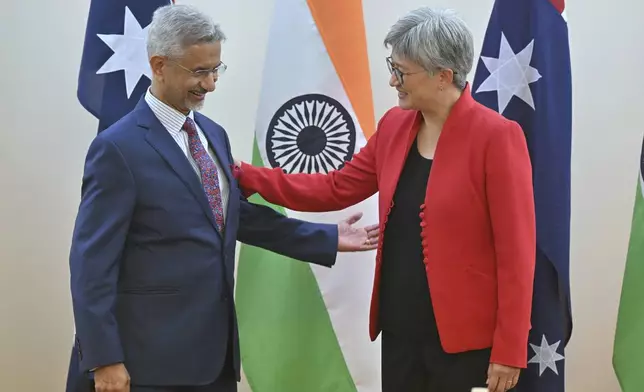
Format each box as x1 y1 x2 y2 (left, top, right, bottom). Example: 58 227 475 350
471 0 572 391
67 1 171 390
77 0 172 133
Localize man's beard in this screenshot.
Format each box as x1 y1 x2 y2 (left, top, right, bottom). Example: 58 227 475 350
186 98 205 112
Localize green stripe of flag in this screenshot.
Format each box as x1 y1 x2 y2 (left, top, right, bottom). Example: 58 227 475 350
235 138 357 392
613 155 644 391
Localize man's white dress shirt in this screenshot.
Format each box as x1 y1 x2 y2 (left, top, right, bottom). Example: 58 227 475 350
144 89 229 223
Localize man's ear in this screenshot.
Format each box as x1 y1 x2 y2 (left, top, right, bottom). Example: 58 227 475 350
149 56 165 79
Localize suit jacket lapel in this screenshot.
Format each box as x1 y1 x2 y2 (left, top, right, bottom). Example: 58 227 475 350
137 100 221 235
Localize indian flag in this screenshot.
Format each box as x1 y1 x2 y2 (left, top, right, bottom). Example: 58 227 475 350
234 0 380 391
613 138 644 391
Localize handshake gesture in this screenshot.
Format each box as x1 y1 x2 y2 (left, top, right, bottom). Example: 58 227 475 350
234 159 379 252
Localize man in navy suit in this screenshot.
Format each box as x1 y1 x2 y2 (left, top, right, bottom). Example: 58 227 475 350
68 4 379 392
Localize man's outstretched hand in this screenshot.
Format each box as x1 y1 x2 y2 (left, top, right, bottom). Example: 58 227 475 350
337 212 379 252
231 162 379 252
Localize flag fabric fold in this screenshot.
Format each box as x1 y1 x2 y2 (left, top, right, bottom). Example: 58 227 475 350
472 0 572 391
235 0 380 391
613 139 644 391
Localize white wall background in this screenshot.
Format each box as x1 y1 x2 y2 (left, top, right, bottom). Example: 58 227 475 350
1 0 643 390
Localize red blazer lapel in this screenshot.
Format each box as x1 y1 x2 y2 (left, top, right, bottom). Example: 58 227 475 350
378 110 422 219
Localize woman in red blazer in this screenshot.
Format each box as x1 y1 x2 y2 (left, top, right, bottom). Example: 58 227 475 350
234 7 535 392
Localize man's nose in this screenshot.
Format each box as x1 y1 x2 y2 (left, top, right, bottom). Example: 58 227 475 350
201 73 217 92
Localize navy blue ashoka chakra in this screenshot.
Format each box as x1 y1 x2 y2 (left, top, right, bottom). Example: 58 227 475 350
265 93 356 174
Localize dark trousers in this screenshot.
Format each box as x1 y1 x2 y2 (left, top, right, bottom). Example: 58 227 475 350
381 330 491 392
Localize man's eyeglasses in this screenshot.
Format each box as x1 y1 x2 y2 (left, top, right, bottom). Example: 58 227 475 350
169 59 227 79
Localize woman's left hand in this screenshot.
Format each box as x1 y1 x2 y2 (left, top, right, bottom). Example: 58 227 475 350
486 363 520 391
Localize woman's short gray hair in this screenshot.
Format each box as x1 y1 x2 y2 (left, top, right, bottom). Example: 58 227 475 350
147 4 226 59
384 7 474 89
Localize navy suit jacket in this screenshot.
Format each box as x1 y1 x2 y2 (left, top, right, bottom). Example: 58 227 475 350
69 97 338 386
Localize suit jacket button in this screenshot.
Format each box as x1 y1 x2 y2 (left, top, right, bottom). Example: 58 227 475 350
75 336 83 360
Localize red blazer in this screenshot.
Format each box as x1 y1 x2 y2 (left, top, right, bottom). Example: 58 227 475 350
235 86 536 368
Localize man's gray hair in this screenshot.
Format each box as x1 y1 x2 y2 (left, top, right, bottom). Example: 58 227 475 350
384 7 474 89
147 4 226 59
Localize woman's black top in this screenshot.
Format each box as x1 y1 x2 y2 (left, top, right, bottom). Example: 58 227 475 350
378 137 438 341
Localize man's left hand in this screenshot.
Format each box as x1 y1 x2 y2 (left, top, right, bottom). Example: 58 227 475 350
337 212 379 252
487 363 520 392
